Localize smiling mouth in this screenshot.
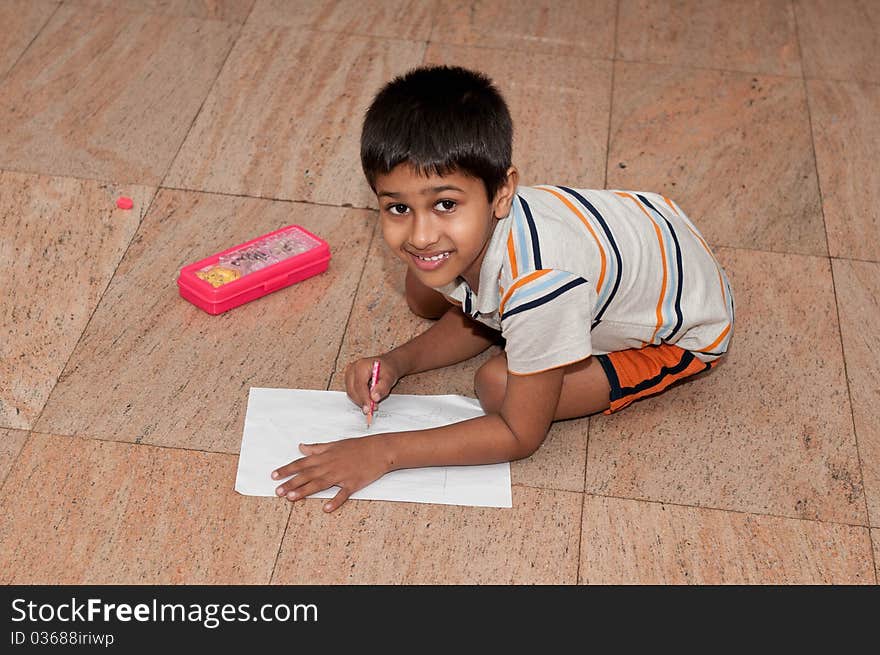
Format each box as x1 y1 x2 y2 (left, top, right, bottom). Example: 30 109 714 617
408 250 453 271
412 251 451 262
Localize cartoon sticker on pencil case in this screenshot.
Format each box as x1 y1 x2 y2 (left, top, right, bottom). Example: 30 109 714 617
196 265 242 287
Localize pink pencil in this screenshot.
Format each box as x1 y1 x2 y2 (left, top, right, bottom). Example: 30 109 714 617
366 360 380 428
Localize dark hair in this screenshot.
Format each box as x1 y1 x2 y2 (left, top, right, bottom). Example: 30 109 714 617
360 65 513 200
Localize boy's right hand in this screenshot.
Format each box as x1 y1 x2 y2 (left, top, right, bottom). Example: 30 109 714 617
343 355 401 415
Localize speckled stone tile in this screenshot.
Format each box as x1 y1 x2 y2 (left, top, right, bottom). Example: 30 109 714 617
0 0 58 78
330 226 588 493
247 0 435 40
35 190 373 452
616 0 801 77
833 259 880 527
0 4 239 184
0 429 28 486
0 432 288 584
271 485 581 583
66 0 256 22
512 419 587 493
165 25 425 207
0 171 152 430
423 43 612 188
580 495 874 584
808 80 880 261
585 248 866 525
429 0 615 59
795 0 880 84
607 61 825 256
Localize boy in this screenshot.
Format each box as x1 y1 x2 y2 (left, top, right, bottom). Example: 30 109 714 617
272 66 734 512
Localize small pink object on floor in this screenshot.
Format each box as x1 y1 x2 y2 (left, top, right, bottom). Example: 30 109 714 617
116 196 134 210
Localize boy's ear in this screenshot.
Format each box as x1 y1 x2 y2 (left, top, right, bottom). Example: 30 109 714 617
492 166 520 219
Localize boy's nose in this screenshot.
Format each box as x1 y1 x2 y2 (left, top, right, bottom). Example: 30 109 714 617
409 213 439 249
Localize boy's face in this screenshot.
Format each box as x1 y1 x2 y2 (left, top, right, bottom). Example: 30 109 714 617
375 164 515 292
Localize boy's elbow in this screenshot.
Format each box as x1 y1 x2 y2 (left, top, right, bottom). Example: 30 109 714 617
500 418 545 460
514 439 542 460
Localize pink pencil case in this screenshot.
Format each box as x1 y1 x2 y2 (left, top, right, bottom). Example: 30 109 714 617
177 225 331 315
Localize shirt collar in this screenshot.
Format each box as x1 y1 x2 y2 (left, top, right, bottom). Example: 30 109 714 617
435 204 514 319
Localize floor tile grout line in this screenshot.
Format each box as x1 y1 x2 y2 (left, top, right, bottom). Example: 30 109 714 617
57 0 254 24
715 244 866 263
324 222 381 389
21 428 227 455
827 240 878 578
578 0 622 586
830 254 880 266
601 0 619 191
612 56 804 80
232 10 877 87
28 187 163 432
417 35 806 81
0 0 62 86
10 424 880 535
9 430 878 561
0 432 34 497
576 430 591 584
4 425 290 587
803 74 880 88
425 0 439 47
159 183 378 211
422 21 432 64
0 171 374 213
246 21 878 85
155 5 252 190
268 189 382 583
793 0 878 582
6 163 879 265
6 162 879 265
89 1 257 25
0 164 163 191
790 0 830 261
0 162 378 212
564 487 876 532
24 427 880 531
268 500 295 586
245 22 432 50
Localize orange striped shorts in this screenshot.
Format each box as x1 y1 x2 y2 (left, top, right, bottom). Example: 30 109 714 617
594 344 718 414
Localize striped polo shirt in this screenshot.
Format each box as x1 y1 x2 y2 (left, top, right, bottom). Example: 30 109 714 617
437 186 735 375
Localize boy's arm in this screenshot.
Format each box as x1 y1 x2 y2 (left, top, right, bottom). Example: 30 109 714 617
274 365 564 511
345 304 499 412
385 365 563 466
388 304 498 375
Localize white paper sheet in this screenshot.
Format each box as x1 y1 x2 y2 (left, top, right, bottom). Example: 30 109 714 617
235 388 512 508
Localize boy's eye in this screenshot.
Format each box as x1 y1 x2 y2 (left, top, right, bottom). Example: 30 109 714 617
435 199 456 212
387 204 409 215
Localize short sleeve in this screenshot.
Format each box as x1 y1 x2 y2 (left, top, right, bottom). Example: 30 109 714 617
499 269 595 374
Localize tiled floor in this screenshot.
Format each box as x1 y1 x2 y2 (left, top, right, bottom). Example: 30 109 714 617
1 0 877 584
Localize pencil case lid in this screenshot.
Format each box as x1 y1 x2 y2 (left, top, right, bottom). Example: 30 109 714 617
177 224 330 310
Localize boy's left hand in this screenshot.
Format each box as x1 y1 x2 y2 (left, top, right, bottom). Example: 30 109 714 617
271 436 391 512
